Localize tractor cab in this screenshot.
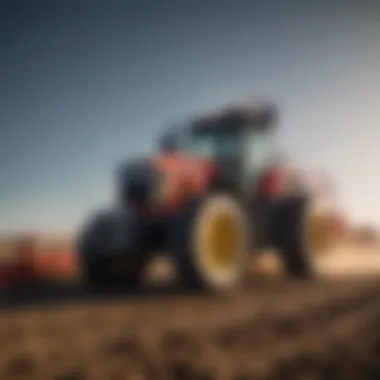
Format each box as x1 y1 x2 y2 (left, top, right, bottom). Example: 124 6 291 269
158 104 278 193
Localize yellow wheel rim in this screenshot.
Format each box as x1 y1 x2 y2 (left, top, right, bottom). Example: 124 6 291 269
199 211 241 274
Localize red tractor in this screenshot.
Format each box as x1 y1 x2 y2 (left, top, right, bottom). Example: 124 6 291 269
77 103 332 292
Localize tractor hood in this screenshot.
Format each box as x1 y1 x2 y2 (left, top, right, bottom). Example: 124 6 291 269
117 153 215 210
151 152 216 205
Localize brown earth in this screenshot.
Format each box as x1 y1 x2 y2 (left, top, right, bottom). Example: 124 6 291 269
1 273 380 380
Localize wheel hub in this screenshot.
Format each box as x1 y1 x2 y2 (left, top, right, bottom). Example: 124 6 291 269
200 211 241 274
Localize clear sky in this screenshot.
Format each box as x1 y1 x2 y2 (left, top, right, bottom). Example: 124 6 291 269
1 1 380 234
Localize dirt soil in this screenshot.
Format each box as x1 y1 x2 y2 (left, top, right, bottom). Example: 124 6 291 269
1 273 380 380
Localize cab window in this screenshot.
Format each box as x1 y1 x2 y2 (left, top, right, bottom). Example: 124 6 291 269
186 130 241 159
243 128 275 183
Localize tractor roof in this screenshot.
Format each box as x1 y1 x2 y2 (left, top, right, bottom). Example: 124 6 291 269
190 103 277 133
157 102 277 152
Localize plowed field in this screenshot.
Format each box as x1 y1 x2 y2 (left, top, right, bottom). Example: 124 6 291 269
1 267 380 380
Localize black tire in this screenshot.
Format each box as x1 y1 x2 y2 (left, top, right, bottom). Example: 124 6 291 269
273 195 314 279
279 233 314 279
169 199 204 291
81 255 145 292
77 209 147 291
81 256 114 291
170 193 250 293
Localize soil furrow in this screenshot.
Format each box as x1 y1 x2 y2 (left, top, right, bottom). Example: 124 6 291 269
1 276 380 379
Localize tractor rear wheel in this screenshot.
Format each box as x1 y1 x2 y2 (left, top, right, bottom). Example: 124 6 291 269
279 231 314 279
273 195 335 278
170 193 250 293
274 196 317 279
283 200 336 279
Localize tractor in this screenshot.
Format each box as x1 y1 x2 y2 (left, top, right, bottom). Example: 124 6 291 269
76 102 333 292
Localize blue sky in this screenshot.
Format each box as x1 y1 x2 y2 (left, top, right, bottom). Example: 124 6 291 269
1 1 380 233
